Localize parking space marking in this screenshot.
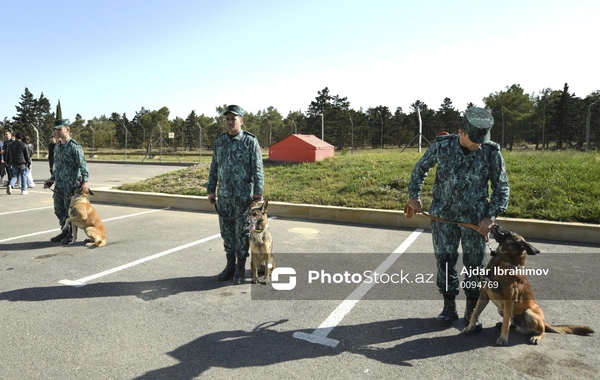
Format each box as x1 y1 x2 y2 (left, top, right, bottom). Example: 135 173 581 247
293 228 424 347
58 233 221 287
0 206 54 216
0 207 170 243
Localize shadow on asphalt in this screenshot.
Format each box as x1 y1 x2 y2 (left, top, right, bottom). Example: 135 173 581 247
131 318 531 379
0 276 227 302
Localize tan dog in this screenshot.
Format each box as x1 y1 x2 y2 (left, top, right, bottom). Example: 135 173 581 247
63 185 107 248
462 224 594 345
249 200 275 284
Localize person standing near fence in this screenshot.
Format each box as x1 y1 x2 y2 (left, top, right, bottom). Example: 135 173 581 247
48 136 57 175
0 138 5 183
5 132 31 195
207 105 264 285
23 135 35 188
406 107 510 330
2 131 15 185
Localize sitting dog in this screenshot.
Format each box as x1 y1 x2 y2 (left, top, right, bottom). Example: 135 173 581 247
63 182 107 248
462 224 594 345
248 200 275 284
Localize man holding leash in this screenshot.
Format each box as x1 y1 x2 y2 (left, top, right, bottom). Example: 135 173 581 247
406 107 510 329
207 105 264 285
44 119 90 244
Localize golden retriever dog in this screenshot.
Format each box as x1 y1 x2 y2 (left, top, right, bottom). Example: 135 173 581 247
248 200 275 284
462 224 594 345
63 184 107 248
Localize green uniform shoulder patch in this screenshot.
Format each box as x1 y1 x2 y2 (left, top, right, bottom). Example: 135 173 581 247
435 134 455 142
484 141 500 150
243 130 256 139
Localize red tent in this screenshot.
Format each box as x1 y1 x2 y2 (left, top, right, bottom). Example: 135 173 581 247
269 134 334 163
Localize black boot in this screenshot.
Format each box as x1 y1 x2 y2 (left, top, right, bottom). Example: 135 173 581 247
438 294 459 327
233 256 247 285
464 297 483 332
61 230 73 245
50 228 69 243
217 254 236 282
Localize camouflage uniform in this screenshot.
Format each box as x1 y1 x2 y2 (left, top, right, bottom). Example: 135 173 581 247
408 107 509 327
409 133 509 296
51 137 89 227
207 130 264 259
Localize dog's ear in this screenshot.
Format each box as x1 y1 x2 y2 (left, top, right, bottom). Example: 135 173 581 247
521 241 540 255
262 199 268 212
89 189 94 196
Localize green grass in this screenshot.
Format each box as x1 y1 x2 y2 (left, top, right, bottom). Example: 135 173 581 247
118 149 600 224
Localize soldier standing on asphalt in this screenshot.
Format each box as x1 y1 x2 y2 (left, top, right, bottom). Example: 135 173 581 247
44 119 90 244
406 107 510 330
207 105 264 285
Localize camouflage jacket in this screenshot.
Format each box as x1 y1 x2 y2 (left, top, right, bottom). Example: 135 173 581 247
207 131 264 199
408 134 509 224
51 138 89 195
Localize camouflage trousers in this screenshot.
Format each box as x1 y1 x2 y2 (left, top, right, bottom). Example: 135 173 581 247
217 197 252 259
431 220 488 299
53 188 72 228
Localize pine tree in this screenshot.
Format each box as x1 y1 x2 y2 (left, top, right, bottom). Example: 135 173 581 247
56 100 62 120
13 88 37 137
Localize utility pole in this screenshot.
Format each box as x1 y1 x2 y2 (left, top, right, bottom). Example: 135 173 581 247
318 114 324 141
586 101 597 152
377 110 384 149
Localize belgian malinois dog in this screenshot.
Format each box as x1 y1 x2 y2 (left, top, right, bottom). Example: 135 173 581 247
462 224 594 345
248 200 275 284
63 182 107 248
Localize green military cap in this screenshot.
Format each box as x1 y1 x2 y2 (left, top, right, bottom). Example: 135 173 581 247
461 107 494 144
54 119 71 128
222 105 245 117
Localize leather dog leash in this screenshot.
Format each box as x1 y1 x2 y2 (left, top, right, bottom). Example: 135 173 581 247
404 203 479 231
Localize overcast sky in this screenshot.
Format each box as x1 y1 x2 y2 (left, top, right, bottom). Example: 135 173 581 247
1 0 598 121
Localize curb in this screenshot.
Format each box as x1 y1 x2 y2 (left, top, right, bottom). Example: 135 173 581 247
91 189 600 245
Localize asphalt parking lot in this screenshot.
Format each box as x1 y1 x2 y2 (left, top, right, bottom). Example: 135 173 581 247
1 162 599 379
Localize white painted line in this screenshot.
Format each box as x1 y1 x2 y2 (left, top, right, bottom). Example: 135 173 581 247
0 206 55 216
0 208 169 243
293 228 424 347
102 207 171 222
58 233 221 286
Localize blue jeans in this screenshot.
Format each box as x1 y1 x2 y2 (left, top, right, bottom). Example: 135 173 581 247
10 165 28 192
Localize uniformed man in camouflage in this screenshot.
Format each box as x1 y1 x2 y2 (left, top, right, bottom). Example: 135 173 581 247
407 107 509 329
44 119 90 244
207 105 264 285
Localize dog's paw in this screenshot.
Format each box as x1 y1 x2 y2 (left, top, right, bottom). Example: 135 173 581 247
529 336 542 345
252 278 258 284
496 336 508 346
263 278 271 285
85 243 96 248
461 326 474 335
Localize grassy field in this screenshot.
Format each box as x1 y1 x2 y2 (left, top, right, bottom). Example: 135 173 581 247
118 149 600 224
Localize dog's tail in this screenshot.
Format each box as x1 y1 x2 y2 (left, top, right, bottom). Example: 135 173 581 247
545 323 594 335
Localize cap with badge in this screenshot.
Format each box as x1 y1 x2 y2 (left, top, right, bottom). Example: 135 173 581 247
221 105 245 117
54 119 71 129
461 107 494 144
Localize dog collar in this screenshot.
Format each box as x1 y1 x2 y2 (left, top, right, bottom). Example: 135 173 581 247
254 229 263 233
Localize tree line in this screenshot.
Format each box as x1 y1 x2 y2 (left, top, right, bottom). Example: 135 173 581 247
2 84 599 154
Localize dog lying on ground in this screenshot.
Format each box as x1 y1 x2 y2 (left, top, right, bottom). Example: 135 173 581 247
62 183 107 248
462 224 594 345
248 200 275 284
